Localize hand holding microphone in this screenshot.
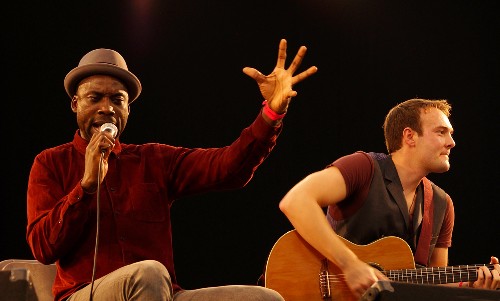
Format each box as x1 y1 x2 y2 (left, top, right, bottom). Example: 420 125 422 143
99 123 118 153
81 123 118 194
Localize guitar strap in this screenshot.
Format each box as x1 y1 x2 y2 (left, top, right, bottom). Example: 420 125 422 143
413 178 433 266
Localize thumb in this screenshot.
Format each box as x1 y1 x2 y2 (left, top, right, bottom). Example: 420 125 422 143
242 67 263 82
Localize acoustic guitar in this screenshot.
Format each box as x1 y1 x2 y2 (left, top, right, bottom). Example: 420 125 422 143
264 230 492 301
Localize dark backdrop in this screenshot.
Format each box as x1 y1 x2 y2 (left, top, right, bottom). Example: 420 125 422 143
4 0 499 289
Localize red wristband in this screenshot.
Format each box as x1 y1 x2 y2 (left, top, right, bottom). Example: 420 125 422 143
459 281 463 287
262 100 286 121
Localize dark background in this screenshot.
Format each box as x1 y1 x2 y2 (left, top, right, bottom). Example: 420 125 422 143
4 0 499 289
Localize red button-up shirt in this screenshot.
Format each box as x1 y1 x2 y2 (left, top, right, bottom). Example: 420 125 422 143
26 113 281 301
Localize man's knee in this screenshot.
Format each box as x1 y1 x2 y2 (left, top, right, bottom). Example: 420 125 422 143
252 286 284 301
132 260 171 283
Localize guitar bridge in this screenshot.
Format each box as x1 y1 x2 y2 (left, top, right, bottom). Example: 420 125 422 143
319 259 332 300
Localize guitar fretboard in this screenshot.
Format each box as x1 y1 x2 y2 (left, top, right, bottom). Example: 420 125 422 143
385 264 495 284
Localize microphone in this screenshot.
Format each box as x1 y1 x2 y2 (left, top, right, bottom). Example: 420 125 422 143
100 123 118 138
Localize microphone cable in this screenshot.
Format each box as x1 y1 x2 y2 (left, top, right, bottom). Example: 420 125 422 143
89 151 105 301
88 124 117 301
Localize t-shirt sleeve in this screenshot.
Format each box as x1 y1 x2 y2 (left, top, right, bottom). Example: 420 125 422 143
329 151 374 197
327 151 374 220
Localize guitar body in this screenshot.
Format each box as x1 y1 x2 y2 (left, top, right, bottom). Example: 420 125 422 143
264 230 416 301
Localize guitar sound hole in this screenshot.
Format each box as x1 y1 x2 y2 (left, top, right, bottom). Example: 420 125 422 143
368 262 384 271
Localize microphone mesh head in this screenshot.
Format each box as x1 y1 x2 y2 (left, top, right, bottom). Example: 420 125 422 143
100 123 118 138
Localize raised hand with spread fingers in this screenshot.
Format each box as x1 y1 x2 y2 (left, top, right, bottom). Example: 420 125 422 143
243 39 318 123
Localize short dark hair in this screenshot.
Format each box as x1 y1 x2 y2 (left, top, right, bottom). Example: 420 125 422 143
383 98 452 153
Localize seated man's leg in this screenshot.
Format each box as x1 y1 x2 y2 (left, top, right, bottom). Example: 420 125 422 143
67 260 173 301
174 285 284 301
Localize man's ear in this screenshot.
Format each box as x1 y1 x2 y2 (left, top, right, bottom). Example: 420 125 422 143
403 127 416 146
70 96 78 113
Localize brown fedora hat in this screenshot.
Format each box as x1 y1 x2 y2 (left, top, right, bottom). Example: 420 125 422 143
64 48 142 103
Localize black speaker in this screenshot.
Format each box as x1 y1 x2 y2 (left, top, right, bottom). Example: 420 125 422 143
361 281 500 301
0 269 37 301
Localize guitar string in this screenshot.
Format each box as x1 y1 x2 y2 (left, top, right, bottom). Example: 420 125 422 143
323 264 494 283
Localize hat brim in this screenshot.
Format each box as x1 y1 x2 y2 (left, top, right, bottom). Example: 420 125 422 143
64 63 142 103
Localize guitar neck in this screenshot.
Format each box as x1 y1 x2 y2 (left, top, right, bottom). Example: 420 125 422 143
385 264 495 284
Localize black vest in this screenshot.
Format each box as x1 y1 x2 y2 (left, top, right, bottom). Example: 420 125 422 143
327 152 448 266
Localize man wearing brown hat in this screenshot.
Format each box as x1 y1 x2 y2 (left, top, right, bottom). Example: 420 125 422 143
26 39 317 301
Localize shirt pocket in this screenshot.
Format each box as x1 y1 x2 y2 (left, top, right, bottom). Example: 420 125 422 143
127 183 166 222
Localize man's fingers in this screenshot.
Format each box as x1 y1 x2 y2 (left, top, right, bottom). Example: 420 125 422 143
287 91 298 99
287 46 307 74
475 266 494 289
292 66 318 85
491 268 500 289
242 67 264 82
376 270 389 281
276 39 287 69
485 268 493 289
